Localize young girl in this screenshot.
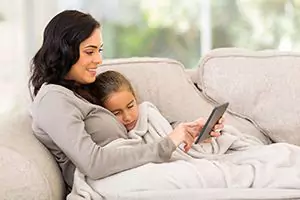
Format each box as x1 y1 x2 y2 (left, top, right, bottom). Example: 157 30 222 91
86 70 224 155
88 70 140 132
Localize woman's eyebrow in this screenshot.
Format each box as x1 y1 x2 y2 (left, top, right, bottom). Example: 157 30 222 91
84 45 98 49
84 43 103 49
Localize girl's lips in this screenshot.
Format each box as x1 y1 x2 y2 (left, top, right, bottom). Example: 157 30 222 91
125 120 137 131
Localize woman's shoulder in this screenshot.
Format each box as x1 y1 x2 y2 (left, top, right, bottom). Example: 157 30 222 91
31 83 107 116
36 83 73 98
32 83 82 110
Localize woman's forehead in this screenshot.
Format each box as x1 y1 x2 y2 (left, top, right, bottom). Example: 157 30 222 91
81 28 103 48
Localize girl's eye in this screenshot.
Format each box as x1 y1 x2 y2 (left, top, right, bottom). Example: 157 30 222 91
128 104 134 109
113 112 120 116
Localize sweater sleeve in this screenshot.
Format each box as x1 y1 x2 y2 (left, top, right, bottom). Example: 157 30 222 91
34 91 176 180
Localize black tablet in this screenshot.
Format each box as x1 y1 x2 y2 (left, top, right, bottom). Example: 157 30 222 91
194 102 229 144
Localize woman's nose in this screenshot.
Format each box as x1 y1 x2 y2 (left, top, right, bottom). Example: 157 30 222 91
94 51 103 65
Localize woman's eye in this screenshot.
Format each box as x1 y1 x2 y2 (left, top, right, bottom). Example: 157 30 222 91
128 104 134 109
86 51 94 55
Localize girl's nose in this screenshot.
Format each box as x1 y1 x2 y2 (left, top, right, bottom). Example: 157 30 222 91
123 111 132 122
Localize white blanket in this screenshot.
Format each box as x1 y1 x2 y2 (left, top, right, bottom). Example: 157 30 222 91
68 102 300 200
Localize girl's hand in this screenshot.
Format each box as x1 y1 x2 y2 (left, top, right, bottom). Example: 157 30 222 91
168 117 225 152
193 117 225 140
168 122 198 152
210 117 225 137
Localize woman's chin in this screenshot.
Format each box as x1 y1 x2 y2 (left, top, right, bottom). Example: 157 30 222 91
83 76 96 84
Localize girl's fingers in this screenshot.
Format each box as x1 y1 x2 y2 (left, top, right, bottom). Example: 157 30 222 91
184 121 198 127
203 138 212 143
189 127 199 138
218 117 225 124
183 129 195 152
214 124 224 131
213 117 225 131
210 131 221 137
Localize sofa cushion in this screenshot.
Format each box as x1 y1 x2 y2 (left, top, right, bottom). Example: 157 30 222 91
97 57 269 144
97 57 207 122
195 48 300 145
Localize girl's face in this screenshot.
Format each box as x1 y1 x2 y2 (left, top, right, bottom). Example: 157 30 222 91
103 89 139 131
65 28 103 84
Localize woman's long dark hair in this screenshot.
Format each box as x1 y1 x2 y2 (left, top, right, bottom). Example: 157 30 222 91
29 10 100 98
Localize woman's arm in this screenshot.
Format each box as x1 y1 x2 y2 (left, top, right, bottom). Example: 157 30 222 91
33 91 176 180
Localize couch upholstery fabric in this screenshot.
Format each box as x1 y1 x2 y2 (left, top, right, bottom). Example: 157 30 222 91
196 48 300 145
98 57 270 144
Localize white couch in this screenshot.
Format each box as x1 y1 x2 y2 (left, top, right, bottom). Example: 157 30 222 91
1 48 300 199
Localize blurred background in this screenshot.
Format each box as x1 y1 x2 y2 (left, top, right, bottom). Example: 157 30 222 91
1 0 300 115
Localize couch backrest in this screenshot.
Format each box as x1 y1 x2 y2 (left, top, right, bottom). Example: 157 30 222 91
97 57 208 122
196 48 300 145
97 57 270 144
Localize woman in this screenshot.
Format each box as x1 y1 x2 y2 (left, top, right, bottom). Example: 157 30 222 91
29 10 222 191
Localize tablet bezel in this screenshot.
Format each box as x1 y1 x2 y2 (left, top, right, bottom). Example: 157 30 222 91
194 102 229 144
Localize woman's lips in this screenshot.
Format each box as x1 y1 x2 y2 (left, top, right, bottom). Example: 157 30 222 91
87 68 97 76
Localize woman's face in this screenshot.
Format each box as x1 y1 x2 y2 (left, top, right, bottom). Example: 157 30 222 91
65 28 103 84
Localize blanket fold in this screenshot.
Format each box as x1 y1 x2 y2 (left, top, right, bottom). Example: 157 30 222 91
68 101 300 200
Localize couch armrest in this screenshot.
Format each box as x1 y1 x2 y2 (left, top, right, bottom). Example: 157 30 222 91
0 113 66 199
